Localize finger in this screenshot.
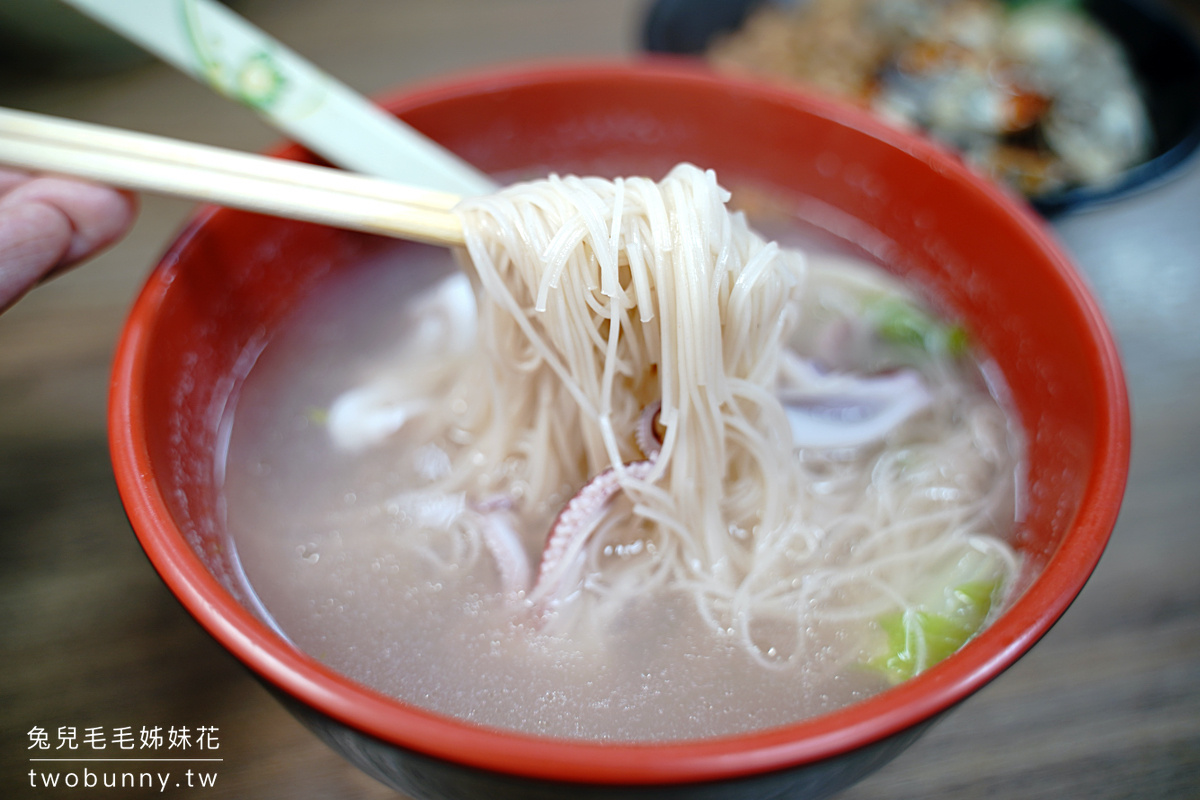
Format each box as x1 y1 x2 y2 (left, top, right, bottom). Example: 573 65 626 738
0 200 73 312
0 176 137 269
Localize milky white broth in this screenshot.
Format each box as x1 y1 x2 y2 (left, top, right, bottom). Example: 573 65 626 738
221 193 1022 742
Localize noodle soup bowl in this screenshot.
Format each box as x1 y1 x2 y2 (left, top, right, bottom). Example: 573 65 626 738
109 61 1130 799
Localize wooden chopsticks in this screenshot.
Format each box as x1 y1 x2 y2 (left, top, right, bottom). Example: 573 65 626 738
0 106 465 248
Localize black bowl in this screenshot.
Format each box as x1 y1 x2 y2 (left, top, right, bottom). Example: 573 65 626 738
642 0 1200 217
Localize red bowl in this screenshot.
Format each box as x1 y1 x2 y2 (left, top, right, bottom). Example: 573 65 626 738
108 60 1130 799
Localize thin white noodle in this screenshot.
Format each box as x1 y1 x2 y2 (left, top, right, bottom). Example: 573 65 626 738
361 163 1024 672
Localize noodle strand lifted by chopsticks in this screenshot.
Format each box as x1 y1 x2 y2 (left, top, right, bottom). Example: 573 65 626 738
368 163 1021 670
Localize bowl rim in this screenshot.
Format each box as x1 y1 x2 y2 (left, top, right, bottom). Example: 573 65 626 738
108 58 1131 786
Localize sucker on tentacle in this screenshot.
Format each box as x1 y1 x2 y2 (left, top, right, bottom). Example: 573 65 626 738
471 402 666 610
527 456 658 611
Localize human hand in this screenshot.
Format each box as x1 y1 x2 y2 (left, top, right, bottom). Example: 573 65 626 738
0 168 137 312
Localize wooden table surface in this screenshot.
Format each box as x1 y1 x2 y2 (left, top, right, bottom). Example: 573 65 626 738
2 1 1197 797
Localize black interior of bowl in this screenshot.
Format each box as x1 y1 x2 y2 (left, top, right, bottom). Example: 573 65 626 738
642 0 1200 216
